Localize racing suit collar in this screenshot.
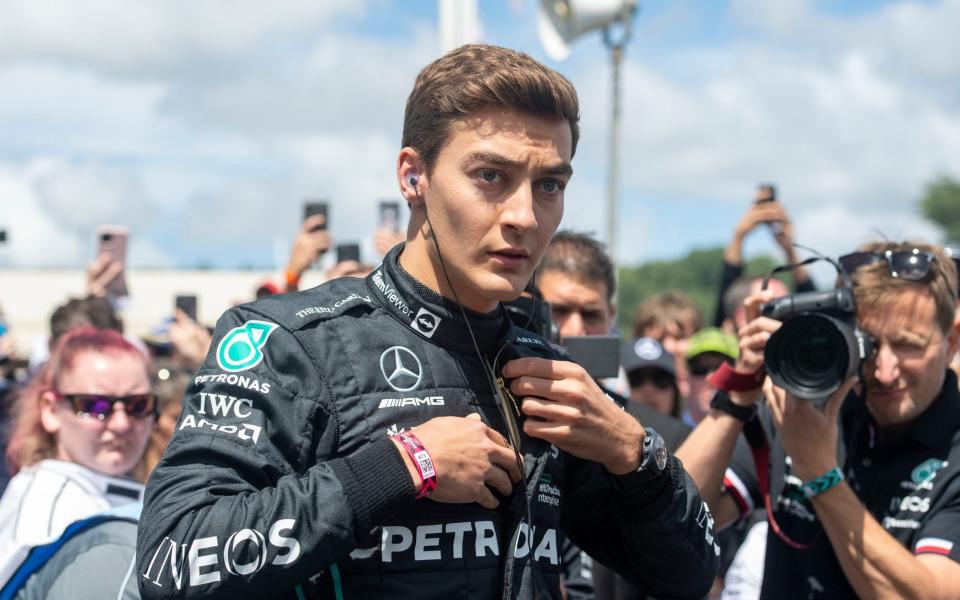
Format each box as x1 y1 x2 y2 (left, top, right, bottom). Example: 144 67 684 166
366 244 510 354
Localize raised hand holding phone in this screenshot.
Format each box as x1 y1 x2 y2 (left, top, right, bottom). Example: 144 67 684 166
175 294 198 322
303 201 328 231
375 200 406 256
89 226 129 299
286 203 333 291
754 183 785 235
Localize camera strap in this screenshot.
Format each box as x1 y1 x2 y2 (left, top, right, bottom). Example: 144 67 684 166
743 418 822 550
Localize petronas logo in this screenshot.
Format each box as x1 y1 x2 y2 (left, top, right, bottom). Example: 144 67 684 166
911 458 946 485
216 320 279 372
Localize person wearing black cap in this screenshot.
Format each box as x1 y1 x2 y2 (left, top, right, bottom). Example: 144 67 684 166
621 337 681 419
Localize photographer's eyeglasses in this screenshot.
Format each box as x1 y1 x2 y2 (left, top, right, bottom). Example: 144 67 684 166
56 393 158 421
838 249 936 281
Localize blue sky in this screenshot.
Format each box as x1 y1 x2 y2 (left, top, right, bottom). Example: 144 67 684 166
0 0 957 285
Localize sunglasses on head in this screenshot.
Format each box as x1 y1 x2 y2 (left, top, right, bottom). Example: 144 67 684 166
628 368 675 390
838 249 936 281
56 393 158 421
945 247 960 274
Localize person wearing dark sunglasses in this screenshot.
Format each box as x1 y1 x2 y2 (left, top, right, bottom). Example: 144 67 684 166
678 240 960 600
0 326 153 596
622 337 681 419
54 392 157 421
683 328 738 426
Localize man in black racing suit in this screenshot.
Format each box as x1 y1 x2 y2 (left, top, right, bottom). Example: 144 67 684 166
137 44 718 600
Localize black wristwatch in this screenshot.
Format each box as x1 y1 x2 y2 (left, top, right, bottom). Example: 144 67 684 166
710 390 758 423
634 427 668 483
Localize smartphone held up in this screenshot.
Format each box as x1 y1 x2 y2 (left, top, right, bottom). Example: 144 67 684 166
303 201 328 232
755 183 784 235
379 201 401 233
96 225 129 299
175 294 198 322
336 243 361 264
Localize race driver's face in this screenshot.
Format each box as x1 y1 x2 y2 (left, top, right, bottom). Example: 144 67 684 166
402 107 572 313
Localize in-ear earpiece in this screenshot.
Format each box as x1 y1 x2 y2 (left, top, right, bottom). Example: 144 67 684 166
408 173 420 189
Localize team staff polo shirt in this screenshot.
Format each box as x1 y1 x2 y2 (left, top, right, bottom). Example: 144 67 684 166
759 369 960 600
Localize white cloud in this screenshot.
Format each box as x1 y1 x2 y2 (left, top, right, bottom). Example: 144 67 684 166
0 0 368 77
794 202 943 288
608 46 960 206
1 0 958 273
795 202 942 255
557 0 960 263
157 32 435 138
0 14 439 269
731 0 960 87
0 160 174 267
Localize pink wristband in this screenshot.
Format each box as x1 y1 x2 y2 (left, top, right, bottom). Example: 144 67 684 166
393 432 437 499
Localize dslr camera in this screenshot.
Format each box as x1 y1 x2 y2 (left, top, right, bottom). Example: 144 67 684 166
762 287 875 404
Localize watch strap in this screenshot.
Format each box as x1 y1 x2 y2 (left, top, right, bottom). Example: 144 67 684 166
710 390 758 423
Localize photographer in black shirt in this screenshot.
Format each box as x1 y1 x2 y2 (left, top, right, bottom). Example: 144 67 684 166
679 240 960 599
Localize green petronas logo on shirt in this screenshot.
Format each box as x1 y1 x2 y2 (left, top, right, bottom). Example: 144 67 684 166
911 458 946 485
216 320 279 372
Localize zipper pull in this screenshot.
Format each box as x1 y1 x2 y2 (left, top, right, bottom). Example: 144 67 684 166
496 376 521 417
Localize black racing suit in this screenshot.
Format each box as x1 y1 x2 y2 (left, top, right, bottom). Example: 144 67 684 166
137 245 719 599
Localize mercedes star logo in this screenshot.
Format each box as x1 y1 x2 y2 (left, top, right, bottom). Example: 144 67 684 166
379 346 423 392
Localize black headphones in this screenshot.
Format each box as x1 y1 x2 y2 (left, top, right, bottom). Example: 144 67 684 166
408 172 425 213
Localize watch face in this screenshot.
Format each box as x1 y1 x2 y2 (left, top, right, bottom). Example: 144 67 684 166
654 443 668 471
642 429 668 474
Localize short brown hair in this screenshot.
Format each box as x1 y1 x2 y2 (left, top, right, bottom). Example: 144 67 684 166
402 44 580 173
538 231 616 303
50 295 123 343
850 241 958 334
632 292 703 340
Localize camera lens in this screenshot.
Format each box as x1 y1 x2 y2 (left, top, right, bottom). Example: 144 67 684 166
765 313 855 403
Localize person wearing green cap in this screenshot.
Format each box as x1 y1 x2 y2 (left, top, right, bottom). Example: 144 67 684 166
684 327 738 426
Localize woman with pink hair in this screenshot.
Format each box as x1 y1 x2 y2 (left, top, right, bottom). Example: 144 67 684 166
0 327 155 591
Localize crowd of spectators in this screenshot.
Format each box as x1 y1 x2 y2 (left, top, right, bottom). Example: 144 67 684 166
1 50 959 600
2 180 960 598
0 216 404 598
3 176 960 600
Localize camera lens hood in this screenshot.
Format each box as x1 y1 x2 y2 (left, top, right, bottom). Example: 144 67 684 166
764 312 861 403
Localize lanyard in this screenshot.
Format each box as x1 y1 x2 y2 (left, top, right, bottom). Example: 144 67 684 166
743 417 823 550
